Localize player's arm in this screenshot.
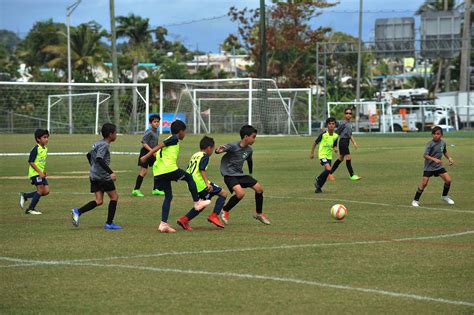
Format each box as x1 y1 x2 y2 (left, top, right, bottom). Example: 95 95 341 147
310 133 322 159
29 162 45 177
423 144 442 165
141 133 153 151
350 135 358 149
247 154 253 175
443 145 454 165
28 146 45 177
200 170 213 191
333 138 338 154
140 142 166 162
198 155 212 191
214 144 229 154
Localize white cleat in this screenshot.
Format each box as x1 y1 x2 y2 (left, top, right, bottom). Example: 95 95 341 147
158 222 176 233
194 199 211 211
411 200 420 207
25 209 42 215
19 192 25 209
442 196 455 205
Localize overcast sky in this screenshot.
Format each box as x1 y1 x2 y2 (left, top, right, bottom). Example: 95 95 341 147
0 0 425 53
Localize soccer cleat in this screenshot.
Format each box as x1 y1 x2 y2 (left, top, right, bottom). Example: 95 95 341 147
253 213 271 225
411 200 420 207
104 223 122 230
315 187 323 193
350 175 362 181
328 174 335 181
177 216 193 231
207 213 225 228
220 210 229 225
131 189 145 197
152 189 165 196
194 199 211 211
71 208 80 227
19 192 26 209
25 209 42 215
441 196 455 205
158 222 176 233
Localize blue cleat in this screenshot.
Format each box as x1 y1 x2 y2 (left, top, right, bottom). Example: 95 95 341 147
104 223 122 230
71 208 80 227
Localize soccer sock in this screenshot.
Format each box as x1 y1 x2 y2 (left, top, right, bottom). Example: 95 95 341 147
331 159 342 174
317 169 331 188
134 175 144 190
442 183 451 197
255 192 263 214
161 189 173 222
24 191 36 199
78 201 98 215
213 195 226 214
414 188 424 201
185 208 200 221
106 200 117 224
346 160 354 177
223 195 241 212
27 192 41 210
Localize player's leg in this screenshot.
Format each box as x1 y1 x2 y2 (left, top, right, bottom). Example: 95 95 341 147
221 183 245 224
315 161 332 193
104 188 121 229
412 176 430 207
439 172 454 204
207 185 226 228
178 169 211 210
251 182 271 225
132 165 147 197
177 188 207 231
157 177 176 233
345 154 361 180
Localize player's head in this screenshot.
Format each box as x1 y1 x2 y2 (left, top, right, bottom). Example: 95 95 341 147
34 129 49 145
344 107 353 120
240 124 257 144
101 123 117 142
171 120 186 139
200 135 215 155
326 117 336 131
149 114 161 129
431 126 443 141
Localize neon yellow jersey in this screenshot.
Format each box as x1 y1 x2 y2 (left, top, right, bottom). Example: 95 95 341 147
153 135 180 176
315 131 338 160
28 144 48 177
186 151 209 192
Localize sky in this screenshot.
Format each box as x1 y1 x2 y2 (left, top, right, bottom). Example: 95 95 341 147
0 0 427 53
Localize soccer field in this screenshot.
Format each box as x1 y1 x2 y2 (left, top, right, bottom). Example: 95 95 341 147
1 132 473 313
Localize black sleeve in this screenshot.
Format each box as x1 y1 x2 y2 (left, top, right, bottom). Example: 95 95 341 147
163 135 179 146
443 142 447 153
86 152 92 165
96 157 113 174
199 154 209 171
315 133 323 144
333 138 338 147
247 154 253 174
28 146 38 163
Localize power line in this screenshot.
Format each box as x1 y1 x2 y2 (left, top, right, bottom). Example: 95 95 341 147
163 14 228 27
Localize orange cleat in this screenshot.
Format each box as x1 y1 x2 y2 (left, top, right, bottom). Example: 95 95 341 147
207 213 225 228
177 216 193 231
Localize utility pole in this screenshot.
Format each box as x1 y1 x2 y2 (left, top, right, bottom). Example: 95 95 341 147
459 0 472 93
110 0 120 130
66 0 81 134
259 0 267 78
355 0 363 132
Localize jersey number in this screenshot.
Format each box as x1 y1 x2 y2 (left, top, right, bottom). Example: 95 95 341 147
187 158 198 174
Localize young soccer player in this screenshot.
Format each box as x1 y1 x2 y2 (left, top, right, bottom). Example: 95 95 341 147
140 120 211 233
19 129 50 215
132 113 164 197
412 126 454 207
330 107 361 180
215 124 271 225
71 123 122 230
177 136 228 231
310 117 338 193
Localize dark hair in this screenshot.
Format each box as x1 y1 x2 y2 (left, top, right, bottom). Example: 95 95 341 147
326 117 337 126
432 126 443 135
200 136 215 149
240 124 257 139
101 123 117 138
149 113 161 123
34 129 49 142
344 107 353 113
171 120 186 134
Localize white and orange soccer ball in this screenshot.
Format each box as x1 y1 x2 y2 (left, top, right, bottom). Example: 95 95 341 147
330 204 347 221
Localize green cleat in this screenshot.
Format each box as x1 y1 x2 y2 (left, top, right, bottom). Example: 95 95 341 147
131 189 145 197
350 175 362 181
152 189 165 196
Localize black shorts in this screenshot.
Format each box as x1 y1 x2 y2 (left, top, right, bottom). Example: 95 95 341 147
423 168 447 177
198 182 223 200
319 158 332 166
90 178 116 193
224 175 258 193
30 176 48 186
138 148 156 168
154 169 187 190
339 138 350 156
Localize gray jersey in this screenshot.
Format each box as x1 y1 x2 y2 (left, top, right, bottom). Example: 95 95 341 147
336 120 352 139
141 128 159 148
424 139 447 171
220 141 253 176
89 139 111 181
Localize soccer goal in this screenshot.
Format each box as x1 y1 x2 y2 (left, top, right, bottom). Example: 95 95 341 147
0 82 149 134
160 78 312 135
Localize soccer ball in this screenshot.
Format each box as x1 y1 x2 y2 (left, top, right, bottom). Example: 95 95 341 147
331 204 347 221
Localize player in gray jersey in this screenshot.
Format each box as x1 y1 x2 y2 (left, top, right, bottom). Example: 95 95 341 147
132 114 164 197
330 107 361 181
71 123 122 230
215 125 271 225
412 126 455 207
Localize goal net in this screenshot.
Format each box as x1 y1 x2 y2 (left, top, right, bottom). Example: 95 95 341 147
0 82 149 134
160 79 311 135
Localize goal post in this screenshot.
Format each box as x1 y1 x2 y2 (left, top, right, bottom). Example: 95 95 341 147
160 78 311 135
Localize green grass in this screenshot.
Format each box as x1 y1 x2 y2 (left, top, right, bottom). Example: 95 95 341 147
1 132 473 313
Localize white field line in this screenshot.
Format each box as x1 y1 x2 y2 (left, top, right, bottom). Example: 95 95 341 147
0 151 139 157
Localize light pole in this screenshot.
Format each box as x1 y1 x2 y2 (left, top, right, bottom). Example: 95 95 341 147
355 0 363 132
66 0 81 134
